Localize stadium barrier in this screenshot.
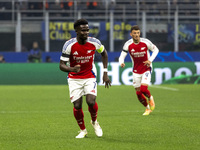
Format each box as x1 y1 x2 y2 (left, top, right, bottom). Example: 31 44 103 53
0 62 200 85
0 51 200 63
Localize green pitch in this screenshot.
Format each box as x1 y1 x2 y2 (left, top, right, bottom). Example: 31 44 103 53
0 85 199 150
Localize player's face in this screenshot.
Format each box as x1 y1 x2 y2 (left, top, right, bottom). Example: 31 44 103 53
130 29 140 43
76 24 89 41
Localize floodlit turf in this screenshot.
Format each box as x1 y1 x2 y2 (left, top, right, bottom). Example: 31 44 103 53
0 84 200 150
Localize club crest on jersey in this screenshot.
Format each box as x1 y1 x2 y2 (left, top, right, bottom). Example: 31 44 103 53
87 50 93 54
141 47 146 50
73 51 78 55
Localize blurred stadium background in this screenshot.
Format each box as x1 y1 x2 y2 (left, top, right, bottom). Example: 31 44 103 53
0 0 200 84
1 1 200 149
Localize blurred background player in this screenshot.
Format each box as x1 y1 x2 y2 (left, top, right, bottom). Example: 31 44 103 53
59 19 111 138
119 25 159 115
0 54 5 63
28 41 42 63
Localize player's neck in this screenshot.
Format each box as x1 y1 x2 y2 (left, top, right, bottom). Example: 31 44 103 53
77 38 87 45
133 38 140 44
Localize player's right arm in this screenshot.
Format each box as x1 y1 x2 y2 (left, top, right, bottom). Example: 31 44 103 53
59 39 80 73
59 60 80 73
119 51 127 68
119 41 129 68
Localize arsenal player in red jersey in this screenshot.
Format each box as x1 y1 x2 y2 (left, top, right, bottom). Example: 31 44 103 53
59 19 111 138
119 25 159 116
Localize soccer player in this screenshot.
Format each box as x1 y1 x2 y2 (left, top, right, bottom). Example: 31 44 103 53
119 25 159 115
59 19 111 138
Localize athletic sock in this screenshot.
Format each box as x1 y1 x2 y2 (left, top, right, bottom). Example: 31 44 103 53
140 85 151 99
136 91 148 107
73 107 85 130
146 104 150 110
88 102 98 122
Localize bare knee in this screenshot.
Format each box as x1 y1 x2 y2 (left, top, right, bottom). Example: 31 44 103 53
135 87 140 92
86 94 96 107
73 97 83 110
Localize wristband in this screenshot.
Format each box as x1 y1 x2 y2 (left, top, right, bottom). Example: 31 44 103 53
103 68 108 72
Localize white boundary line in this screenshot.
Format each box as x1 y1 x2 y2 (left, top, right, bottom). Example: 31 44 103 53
150 85 179 91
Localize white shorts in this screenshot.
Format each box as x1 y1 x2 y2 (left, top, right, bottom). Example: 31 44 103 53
132 71 151 88
68 78 97 103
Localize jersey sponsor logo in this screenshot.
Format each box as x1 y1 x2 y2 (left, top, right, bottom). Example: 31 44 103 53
141 47 146 50
73 51 78 55
74 56 93 60
133 51 146 57
73 55 93 64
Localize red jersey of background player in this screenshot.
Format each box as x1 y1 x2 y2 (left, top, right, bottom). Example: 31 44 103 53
123 37 159 74
60 37 104 79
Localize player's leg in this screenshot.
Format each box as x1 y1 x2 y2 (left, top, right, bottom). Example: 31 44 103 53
73 97 88 138
135 87 148 107
140 71 151 98
140 84 151 98
133 73 151 115
84 79 98 122
73 97 85 130
86 94 98 122
86 97 103 137
68 78 87 138
135 87 152 115
141 71 155 111
133 73 148 107
85 79 103 137
140 84 155 110
138 86 152 115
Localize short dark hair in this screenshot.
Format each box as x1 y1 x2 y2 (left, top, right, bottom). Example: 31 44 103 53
74 19 88 30
131 25 140 32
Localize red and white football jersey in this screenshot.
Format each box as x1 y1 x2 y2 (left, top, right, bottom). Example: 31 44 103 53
122 38 159 74
60 37 104 79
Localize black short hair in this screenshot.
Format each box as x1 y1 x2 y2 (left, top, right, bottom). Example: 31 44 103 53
131 25 140 32
74 19 88 30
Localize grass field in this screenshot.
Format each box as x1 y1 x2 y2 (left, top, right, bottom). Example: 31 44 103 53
0 84 200 150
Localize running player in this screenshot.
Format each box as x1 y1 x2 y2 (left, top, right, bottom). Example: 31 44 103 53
59 19 111 138
119 25 159 115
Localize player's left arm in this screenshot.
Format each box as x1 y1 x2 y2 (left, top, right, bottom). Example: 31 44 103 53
101 49 111 88
96 44 111 88
144 40 159 67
